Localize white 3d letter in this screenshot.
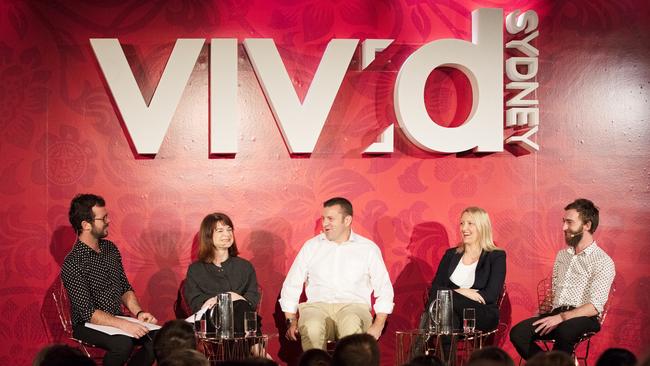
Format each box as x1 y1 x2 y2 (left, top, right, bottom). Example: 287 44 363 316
210 39 238 154
394 8 503 153
244 38 358 154
91 38 204 155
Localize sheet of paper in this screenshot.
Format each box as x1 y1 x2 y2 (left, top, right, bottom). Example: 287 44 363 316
84 316 161 337
185 307 208 323
116 316 161 331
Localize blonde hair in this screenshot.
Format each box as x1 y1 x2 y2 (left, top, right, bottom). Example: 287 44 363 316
456 206 502 253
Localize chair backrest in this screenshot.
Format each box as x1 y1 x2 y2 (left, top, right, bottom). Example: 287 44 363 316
497 284 507 310
536 275 554 315
256 285 263 312
536 275 615 324
174 279 193 319
51 279 74 336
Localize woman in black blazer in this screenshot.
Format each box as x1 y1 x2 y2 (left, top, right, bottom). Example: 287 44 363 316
425 207 506 332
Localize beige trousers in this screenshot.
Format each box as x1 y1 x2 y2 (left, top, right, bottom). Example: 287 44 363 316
297 302 373 350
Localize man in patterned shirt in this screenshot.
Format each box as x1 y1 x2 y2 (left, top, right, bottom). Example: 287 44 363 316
510 198 615 360
61 194 158 366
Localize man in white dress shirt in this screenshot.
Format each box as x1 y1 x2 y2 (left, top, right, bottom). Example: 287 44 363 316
280 197 394 351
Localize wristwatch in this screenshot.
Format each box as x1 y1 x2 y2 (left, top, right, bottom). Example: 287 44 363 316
286 318 297 326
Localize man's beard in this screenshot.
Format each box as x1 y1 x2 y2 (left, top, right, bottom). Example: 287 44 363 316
564 229 583 248
91 225 108 239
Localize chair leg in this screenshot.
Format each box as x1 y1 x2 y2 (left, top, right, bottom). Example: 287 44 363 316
79 343 91 358
577 337 591 366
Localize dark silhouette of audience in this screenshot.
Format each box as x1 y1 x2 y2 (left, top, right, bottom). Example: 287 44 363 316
466 346 515 366
299 348 332 366
33 344 95 366
220 359 278 365
596 348 638 366
331 333 380 366
153 320 197 363
403 354 444 366
158 349 208 366
525 351 574 366
32 336 640 366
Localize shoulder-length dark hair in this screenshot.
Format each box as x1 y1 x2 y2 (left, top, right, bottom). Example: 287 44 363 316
198 212 239 262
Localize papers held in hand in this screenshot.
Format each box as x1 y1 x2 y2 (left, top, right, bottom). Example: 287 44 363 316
84 316 161 337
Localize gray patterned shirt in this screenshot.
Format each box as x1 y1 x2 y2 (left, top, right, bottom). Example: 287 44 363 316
552 241 615 314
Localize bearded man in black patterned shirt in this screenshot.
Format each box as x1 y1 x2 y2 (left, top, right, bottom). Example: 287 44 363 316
510 198 615 360
61 194 158 366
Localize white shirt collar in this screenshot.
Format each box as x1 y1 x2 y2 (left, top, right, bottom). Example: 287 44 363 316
318 230 357 244
567 240 597 255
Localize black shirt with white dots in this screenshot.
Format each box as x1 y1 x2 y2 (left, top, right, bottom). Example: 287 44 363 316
60 239 134 326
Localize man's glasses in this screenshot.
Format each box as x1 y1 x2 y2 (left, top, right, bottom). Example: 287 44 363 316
92 215 109 223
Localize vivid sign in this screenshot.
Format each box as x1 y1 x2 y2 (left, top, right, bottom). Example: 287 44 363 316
91 8 539 156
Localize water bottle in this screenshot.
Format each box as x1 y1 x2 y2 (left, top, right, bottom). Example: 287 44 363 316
216 293 234 338
436 289 454 335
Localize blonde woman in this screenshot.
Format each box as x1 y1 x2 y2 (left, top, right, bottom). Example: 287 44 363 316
425 207 506 331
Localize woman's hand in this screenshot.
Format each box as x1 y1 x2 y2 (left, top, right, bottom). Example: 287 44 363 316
454 288 486 304
201 297 218 309
228 292 246 301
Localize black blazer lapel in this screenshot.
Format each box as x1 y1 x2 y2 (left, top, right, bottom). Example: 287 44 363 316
447 250 463 281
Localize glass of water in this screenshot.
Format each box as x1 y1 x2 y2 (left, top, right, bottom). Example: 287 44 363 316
463 308 476 333
244 311 258 337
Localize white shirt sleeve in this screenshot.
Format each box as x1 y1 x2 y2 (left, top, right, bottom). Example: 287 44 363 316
368 246 394 314
279 240 312 313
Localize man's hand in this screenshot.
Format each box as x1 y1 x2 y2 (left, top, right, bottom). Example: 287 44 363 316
285 322 299 341
454 289 486 304
119 319 149 339
137 311 157 324
366 322 384 340
532 314 563 336
366 313 388 340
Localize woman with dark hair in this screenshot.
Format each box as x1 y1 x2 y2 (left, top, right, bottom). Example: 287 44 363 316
184 213 260 335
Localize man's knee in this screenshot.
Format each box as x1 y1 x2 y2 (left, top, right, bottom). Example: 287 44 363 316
510 319 534 345
553 326 582 349
336 313 365 337
299 318 327 347
106 336 135 361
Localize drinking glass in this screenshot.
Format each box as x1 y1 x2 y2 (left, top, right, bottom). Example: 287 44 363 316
463 308 476 333
244 311 258 337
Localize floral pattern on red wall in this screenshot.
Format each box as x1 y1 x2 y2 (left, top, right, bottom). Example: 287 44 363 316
1 0 649 364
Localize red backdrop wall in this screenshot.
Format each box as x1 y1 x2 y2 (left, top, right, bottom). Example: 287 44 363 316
1 0 648 364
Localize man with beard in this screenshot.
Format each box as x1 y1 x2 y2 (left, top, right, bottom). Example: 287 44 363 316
509 198 615 360
61 194 158 366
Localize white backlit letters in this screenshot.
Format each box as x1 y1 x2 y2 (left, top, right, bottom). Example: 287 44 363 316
91 8 539 156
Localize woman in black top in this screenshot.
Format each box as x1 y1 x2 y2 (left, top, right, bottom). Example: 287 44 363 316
424 207 506 332
184 212 260 335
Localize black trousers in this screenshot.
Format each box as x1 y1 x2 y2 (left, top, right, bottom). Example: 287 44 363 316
422 291 499 332
203 300 261 336
509 308 600 360
73 325 157 366
450 291 498 332
233 299 261 336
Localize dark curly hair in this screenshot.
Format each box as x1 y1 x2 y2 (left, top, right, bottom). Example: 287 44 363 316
69 194 105 235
